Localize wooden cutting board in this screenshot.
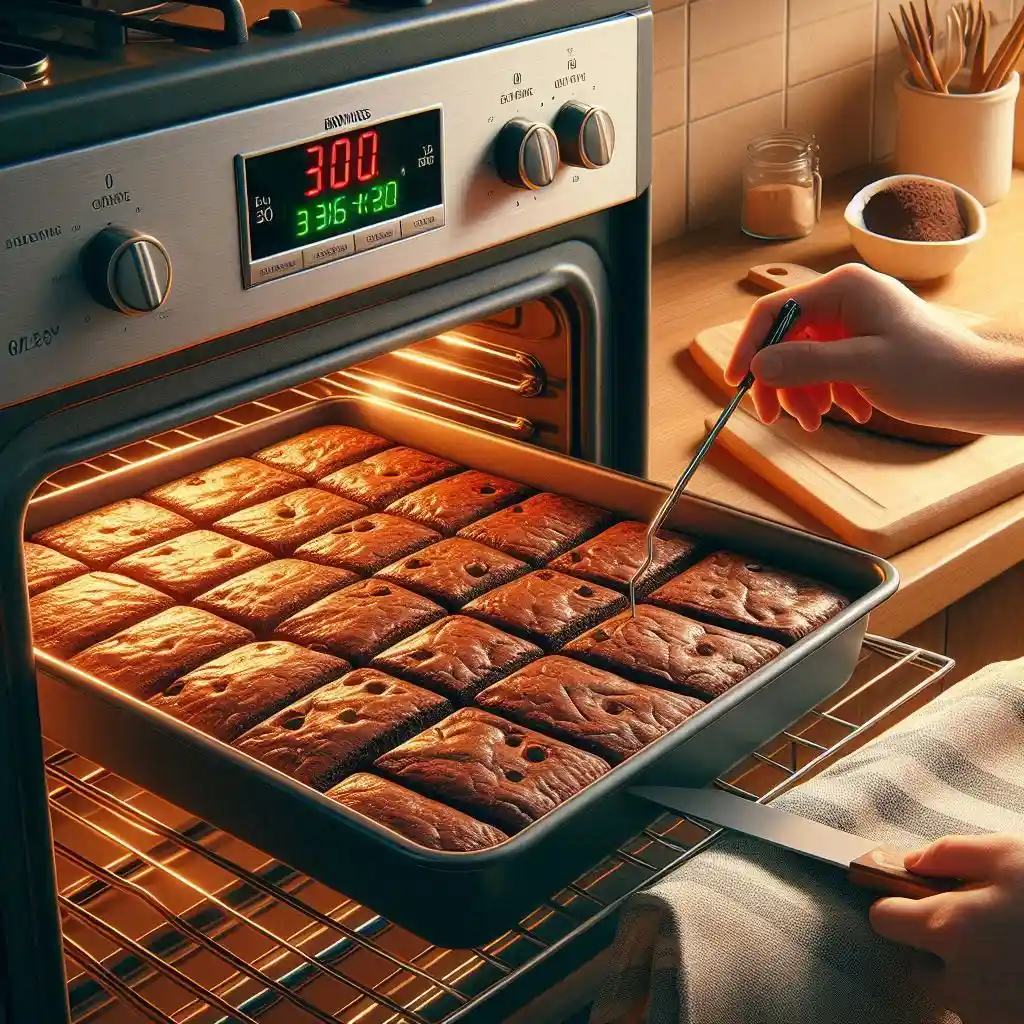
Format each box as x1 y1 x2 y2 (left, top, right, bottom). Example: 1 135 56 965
690 264 1024 556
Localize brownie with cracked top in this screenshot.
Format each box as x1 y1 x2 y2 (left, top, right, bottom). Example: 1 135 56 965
195 559 357 633
213 488 366 555
459 492 614 566
372 615 541 701
462 569 627 651
294 514 441 575
275 579 444 665
386 470 532 534
320 447 461 508
253 426 392 480
32 498 193 568
146 458 302 524
30 572 175 659
648 550 849 644
375 707 609 834
377 537 528 608
149 641 349 741
476 656 705 764
563 605 783 701
235 669 450 790
549 521 700 594
24 543 86 596
111 530 272 602
327 773 508 852
71 606 253 698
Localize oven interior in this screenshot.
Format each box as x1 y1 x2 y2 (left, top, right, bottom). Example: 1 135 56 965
22 299 951 1022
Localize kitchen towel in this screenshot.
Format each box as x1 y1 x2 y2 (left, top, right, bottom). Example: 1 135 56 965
590 657 1024 1024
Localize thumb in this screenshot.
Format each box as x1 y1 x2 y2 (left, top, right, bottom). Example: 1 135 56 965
903 834 1015 880
750 336 883 389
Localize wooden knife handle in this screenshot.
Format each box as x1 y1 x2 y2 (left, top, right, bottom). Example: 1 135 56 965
747 264 822 294
848 846 962 899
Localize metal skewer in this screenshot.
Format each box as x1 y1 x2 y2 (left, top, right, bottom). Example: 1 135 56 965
628 298 802 617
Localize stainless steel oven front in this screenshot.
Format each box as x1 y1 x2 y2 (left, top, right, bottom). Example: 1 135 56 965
0 4 652 1020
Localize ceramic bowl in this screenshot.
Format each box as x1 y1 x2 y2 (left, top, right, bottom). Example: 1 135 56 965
844 174 986 282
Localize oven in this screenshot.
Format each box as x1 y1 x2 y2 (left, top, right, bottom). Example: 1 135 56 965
0 3 655 1019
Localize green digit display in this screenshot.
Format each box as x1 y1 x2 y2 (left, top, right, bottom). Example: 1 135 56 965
292 180 401 244
315 202 330 232
333 195 347 226
384 180 398 209
296 207 310 238
370 184 384 214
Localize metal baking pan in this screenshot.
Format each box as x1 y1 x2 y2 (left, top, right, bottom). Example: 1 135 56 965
31 396 898 948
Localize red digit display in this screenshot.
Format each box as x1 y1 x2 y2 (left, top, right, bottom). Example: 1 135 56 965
356 130 379 183
304 144 324 198
329 137 352 191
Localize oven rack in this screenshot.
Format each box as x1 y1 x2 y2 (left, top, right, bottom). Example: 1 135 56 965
48 635 953 1024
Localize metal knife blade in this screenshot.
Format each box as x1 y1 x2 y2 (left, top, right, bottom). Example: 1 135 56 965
631 786 963 899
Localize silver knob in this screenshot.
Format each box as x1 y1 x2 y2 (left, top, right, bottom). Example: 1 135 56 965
495 118 560 190
81 226 172 315
555 101 615 169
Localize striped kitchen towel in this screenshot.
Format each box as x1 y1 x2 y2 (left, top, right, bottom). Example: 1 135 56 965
590 658 1024 1024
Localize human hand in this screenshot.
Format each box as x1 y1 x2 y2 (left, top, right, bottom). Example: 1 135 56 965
724 263 1024 435
868 833 1024 1024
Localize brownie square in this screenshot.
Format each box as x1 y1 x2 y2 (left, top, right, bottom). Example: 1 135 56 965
145 458 302 523
149 641 349 741
375 707 609 834
320 447 461 508
195 559 358 633
459 492 614 566
476 656 705 764
377 538 528 608
549 521 700 594
23 543 86 597
648 550 849 644
111 530 272 602
213 488 366 555
235 669 450 790
71 606 253 699
30 572 175 659
253 426 392 480
563 605 783 701
275 579 445 665
294 514 441 575
31 499 193 568
386 470 533 534
327 773 508 852
462 569 626 651
372 615 541 702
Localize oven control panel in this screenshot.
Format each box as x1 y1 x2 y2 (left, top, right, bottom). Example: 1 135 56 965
0 14 642 409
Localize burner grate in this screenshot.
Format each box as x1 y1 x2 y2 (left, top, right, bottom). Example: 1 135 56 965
46 636 952 1022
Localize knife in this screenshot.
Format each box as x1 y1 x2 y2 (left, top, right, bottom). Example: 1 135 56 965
631 786 963 899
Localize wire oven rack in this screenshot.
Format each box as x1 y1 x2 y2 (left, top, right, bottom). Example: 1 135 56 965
33 382 955 1023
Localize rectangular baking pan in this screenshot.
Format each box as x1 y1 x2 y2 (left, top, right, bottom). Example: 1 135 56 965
31 396 897 948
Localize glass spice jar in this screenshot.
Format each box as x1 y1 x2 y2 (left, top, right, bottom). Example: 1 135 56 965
741 130 822 240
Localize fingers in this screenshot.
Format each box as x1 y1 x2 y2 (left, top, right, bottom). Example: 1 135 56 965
904 834 1021 880
869 896 947 954
778 387 824 431
750 379 781 424
749 336 883 389
831 383 874 423
724 264 878 385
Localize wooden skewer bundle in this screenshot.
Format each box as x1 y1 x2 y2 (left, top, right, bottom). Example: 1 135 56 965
890 0 1024 93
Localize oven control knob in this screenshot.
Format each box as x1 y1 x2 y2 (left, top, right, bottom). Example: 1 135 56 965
496 118 560 190
80 227 172 315
554 101 615 169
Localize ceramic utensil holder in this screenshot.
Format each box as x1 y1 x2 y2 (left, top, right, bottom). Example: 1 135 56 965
895 70 1019 206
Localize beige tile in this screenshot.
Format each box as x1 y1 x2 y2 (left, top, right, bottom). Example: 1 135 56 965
653 64 688 133
652 126 688 244
689 0 785 60
654 4 687 73
876 0 953 54
652 0 686 10
789 4 876 85
687 92 784 229
787 60 875 176
690 34 784 119
873 46 904 161
791 0 870 28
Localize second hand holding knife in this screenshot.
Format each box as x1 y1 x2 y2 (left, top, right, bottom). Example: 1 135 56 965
628 298 803 616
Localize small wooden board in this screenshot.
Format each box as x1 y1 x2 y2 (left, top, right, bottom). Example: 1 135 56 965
690 264 1024 556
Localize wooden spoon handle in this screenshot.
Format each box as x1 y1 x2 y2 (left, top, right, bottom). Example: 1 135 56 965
981 3 1024 90
971 7 989 91
910 1 948 90
849 846 963 899
892 12 937 89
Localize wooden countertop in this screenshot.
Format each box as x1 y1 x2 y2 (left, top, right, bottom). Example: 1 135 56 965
649 167 1024 639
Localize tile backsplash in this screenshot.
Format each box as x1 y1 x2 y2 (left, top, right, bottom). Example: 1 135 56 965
652 0 1021 243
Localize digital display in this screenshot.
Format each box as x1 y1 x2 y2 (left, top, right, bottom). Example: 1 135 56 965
242 108 442 262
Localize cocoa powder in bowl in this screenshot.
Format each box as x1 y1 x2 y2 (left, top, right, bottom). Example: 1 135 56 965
861 180 967 242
